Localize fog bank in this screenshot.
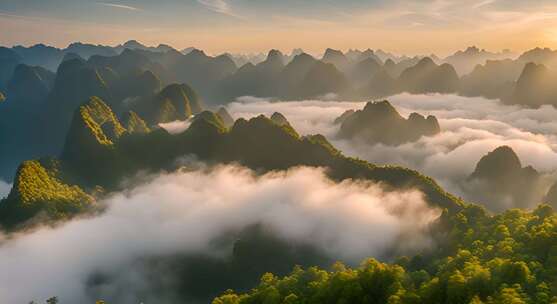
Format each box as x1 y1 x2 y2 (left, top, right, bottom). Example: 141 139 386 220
226 94 557 205
0 165 438 303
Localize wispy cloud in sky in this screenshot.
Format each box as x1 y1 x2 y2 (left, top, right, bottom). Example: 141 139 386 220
472 0 496 9
97 2 142 11
196 0 242 18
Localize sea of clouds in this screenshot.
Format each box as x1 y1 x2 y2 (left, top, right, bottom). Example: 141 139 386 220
0 165 439 304
225 93 557 206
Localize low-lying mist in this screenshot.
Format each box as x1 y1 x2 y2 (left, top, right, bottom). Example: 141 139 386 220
226 94 557 209
0 164 439 304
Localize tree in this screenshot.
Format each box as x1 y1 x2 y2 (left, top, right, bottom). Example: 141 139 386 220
46 297 58 304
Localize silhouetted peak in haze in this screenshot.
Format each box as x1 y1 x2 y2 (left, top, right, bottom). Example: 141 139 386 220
295 61 350 98
123 40 143 48
506 62 557 107
266 49 285 64
470 146 523 180
322 48 350 71
186 48 208 59
399 57 459 93
61 52 85 63
518 47 557 65
338 100 440 145
7 64 54 106
358 49 382 63
333 109 355 124
467 146 544 211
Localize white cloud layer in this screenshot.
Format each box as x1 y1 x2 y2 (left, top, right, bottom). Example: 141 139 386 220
226 94 557 205
158 119 192 134
0 165 438 304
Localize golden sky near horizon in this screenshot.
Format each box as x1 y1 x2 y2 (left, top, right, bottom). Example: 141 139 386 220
2 0 557 56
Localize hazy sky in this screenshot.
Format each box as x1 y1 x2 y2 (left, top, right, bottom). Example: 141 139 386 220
2 0 557 55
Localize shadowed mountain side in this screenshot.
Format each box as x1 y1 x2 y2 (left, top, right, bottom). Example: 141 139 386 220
338 100 440 145
505 62 557 107
321 48 351 73
0 98 461 230
292 62 351 99
127 83 202 125
0 65 56 180
358 68 398 98
217 50 285 100
458 59 520 99
348 57 382 87
384 57 423 78
158 49 237 102
87 49 170 88
465 146 546 212
443 46 513 75
518 47 557 69
398 57 460 94
0 47 22 91
6 64 54 110
0 48 204 181
12 44 65 71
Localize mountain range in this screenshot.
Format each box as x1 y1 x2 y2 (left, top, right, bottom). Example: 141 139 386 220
0 97 461 230
4 41 557 108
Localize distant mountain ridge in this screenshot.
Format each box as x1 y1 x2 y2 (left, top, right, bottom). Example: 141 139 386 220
6 41 557 107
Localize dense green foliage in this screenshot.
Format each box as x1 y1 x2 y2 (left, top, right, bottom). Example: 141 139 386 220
0 159 94 228
214 204 557 304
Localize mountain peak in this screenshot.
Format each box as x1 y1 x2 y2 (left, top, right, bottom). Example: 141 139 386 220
188 48 207 57
123 40 145 49
338 100 440 145
323 48 344 58
464 46 481 54
363 100 399 116
61 96 126 168
291 52 315 63
268 49 284 58
270 112 291 127
471 146 523 180
416 56 436 67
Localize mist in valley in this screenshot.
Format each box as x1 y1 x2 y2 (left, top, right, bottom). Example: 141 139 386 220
0 164 439 304
223 93 557 210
